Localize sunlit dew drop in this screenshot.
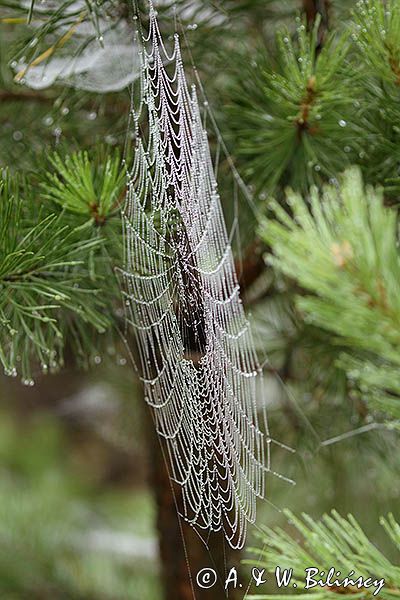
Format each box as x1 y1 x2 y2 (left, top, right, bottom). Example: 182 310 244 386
187 23 198 30
283 37 289 44
13 131 23 141
53 127 62 140
338 119 347 127
22 378 35 386
43 115 54 126
94 355 102 365
87 111 97 121
344 145 351 153
118 357 127 366
298 57 303 63
61 106 69 116
314 164 321 172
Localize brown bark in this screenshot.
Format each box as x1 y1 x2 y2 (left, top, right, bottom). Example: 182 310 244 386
303 0 331 50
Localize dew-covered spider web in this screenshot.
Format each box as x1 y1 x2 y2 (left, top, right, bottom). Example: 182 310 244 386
121 3 272 549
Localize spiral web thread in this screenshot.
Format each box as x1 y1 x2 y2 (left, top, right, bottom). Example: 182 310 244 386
121 4 271 549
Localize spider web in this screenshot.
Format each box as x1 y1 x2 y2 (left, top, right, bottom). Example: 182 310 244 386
121 3 270 549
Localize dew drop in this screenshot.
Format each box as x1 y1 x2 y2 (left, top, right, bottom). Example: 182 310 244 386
338 119 347 127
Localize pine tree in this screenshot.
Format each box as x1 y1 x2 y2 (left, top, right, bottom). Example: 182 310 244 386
0 1 399 599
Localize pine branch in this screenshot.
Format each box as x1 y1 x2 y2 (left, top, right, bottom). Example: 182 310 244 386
260 167 400 420
226 21 359 193
246 510 400 600
0 161 124 382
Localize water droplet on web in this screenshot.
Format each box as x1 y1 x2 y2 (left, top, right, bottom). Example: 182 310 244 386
314 164 321 172
13 131 23 141
61 106 69 116
29 37 38 48
187 23 198 30
43 115 54 126
94 355 102 365
344 145 351 153
338 119 347 127
87 111 97 121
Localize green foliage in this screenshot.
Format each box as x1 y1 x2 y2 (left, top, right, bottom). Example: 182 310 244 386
260 168 400 419
247 510 400 600
0 159 125 382
0 175 110 383
225 0 400 197
228 19 361 193
41 149 125 221
0 406 160 600
353 0 400 85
